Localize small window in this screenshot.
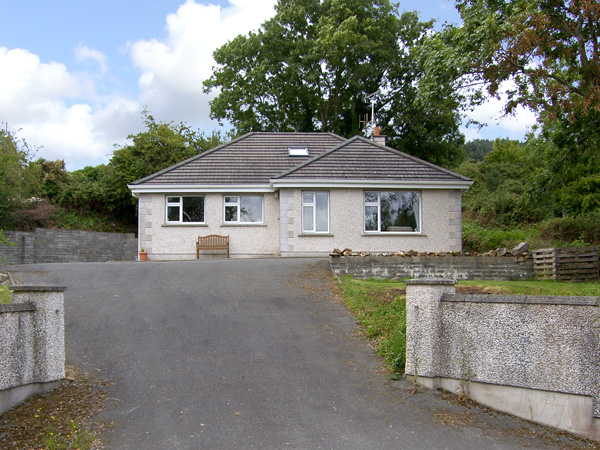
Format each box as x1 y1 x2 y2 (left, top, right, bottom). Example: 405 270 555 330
166 196 205 223
364 191 420 233
288 146 309 156
302 191 329 233
224 195 264 223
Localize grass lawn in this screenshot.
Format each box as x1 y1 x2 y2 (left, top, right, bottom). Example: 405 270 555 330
336 276 600 374
0 285 10 304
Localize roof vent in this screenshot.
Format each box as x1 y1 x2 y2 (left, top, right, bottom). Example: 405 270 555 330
288 146 309 156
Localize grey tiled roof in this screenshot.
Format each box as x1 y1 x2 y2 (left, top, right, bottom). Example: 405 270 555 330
131 132 471 186
274 136 472 183
131 132 346 185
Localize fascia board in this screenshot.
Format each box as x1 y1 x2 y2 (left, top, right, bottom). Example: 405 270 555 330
128 184 273 195
270 179 473 190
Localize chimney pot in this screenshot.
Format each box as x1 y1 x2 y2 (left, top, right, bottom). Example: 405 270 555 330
374 126 380 136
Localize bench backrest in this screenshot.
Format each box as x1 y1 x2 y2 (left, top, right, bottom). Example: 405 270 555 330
197 235 229 247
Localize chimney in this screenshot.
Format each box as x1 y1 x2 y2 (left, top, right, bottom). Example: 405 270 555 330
372 126 385 146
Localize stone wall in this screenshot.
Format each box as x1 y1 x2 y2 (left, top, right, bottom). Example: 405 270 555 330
330 255 533 281
0 286 66 414
0 228 137 264
405 278 600 440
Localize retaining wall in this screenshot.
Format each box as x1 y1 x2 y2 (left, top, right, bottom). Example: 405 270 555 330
405 278 600 440
0 228 137 264
330 255 533 281
0 286 66 414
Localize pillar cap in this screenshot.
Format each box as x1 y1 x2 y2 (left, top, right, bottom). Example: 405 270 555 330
405 278 456 286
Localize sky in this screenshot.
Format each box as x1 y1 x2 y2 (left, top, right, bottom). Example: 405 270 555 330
0 0 537 171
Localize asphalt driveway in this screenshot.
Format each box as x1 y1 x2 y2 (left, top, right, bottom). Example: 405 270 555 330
4 259 592 449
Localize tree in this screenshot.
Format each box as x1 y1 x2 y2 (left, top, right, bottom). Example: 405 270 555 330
0 130 37 228
420 1 600 218
204 0 465 166
104 112 226 222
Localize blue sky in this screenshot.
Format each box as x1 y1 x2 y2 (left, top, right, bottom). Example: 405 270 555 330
0 0 535 170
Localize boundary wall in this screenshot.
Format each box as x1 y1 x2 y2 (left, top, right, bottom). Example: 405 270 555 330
405 278 600 440
0 286 66 414
0 228 136 264
330 255 533 281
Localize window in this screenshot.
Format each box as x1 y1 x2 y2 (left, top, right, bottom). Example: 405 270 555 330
166 196 205 223
302 191 329 233
364 191 420 233
224 195 263 223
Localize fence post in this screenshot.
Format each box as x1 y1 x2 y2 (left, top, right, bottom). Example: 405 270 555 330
405 278 455 389
9 286 66 383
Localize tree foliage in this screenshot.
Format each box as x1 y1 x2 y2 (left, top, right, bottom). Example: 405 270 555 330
204 0 464 166
0 130 38 228
103 112 226 222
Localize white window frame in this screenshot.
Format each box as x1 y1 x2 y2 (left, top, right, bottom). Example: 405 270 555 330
223 195 264 223
364 191 421 233
302 191 329 233
165 195 205 224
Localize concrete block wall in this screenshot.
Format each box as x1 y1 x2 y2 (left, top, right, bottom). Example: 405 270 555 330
330 255 533 281
0 228 137 264
405 278 600 440
0 286 66 414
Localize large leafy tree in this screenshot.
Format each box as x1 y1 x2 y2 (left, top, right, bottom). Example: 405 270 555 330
204 0 464 166
104 112 226 222
426 0 600 217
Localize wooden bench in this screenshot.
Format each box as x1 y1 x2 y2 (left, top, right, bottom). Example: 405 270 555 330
196 234 229 259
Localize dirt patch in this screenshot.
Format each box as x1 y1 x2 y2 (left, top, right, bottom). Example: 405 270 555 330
456 285 509 295
0 366 112 449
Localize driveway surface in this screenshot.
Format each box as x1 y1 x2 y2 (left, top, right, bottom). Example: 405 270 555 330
4 259 593 449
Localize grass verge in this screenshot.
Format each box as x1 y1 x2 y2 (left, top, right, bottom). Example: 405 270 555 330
337 276 407 374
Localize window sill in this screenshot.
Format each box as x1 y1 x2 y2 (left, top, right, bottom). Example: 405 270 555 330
362 232 426 237
298 233 334 237
221 223 267 227
162 223 208 227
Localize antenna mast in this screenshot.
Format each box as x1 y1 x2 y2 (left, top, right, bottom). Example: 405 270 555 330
362 92 377 136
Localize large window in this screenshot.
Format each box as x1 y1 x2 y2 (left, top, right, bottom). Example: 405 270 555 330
166 196 205 223
224 195 263 223
302 191 329 233
364 191 420 233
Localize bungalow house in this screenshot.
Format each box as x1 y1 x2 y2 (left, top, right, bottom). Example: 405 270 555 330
128 132 472 259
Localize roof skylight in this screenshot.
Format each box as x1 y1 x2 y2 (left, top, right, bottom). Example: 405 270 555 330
288 146 309 156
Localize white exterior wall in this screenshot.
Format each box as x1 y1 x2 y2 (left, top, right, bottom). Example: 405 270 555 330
279 188 463 257
138 193 280 259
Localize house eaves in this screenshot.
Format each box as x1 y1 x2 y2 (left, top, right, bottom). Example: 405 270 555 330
270 179 473 190
128 183 273 197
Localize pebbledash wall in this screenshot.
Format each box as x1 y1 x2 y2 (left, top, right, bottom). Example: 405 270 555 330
405 279 600 440
330 255 534 281
136 188 462 260
0 228 137 264
0 286 66 414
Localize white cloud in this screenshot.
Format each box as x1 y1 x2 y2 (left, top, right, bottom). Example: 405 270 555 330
75 44 109 75
461 82 538 142
0 46 142 170
128 0 277 127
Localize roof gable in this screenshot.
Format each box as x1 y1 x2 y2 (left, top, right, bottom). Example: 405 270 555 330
272 136 471 184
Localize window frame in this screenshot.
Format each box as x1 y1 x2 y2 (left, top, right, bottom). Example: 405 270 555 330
363 191 421 234
302 191 330 233
165 195 205 224
223 195 264 224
